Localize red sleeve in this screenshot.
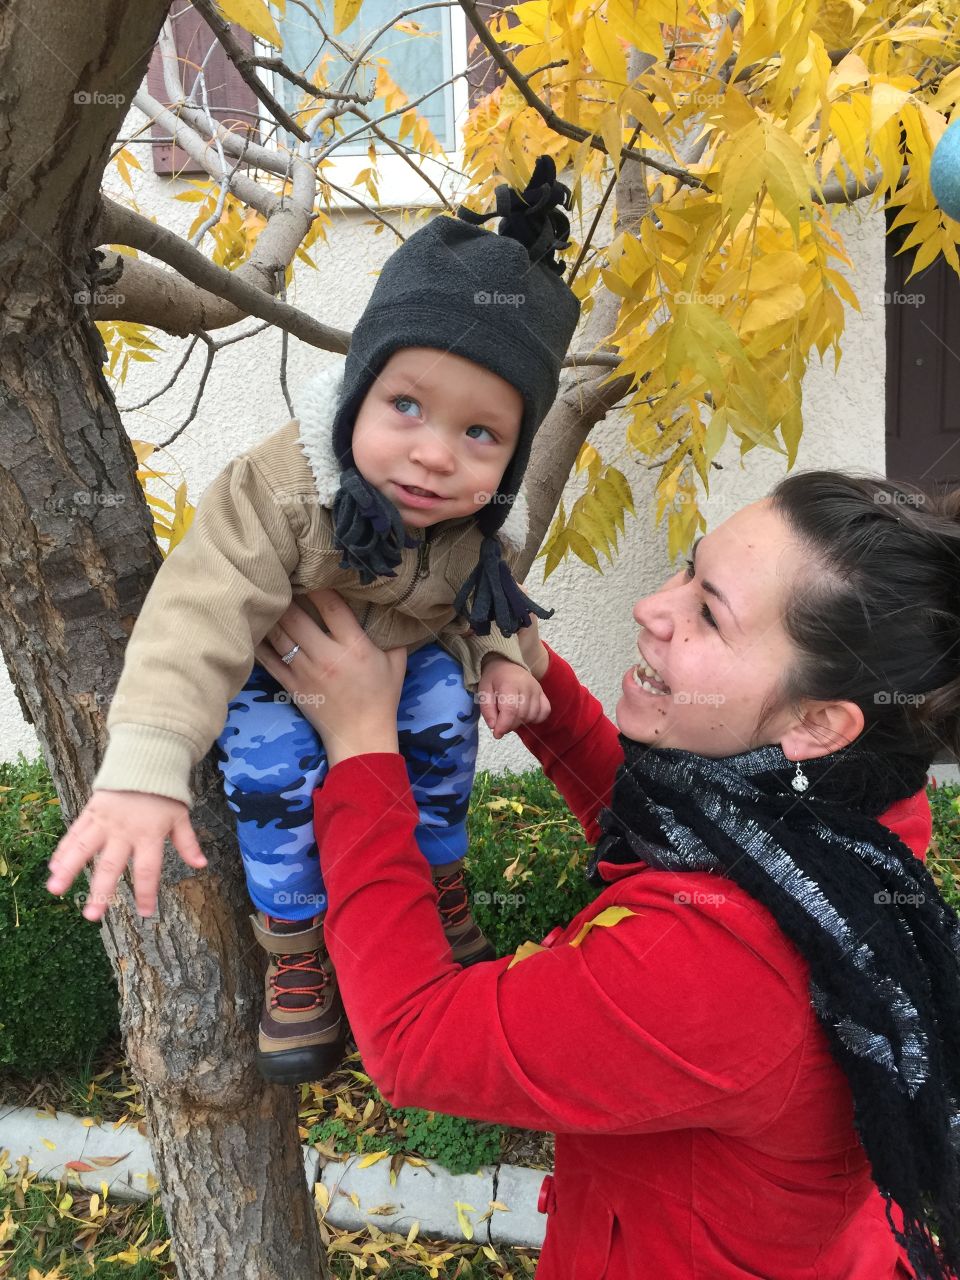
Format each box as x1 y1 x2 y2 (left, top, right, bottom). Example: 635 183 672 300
515 645 624 842
315 755 806 1134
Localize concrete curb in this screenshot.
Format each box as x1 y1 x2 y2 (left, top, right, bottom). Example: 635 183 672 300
0 1105 546 1249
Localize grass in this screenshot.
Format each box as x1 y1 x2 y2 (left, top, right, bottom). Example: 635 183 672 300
0 1156 539 1279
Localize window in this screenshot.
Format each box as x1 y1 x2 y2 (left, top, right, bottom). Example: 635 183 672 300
266 1 473 208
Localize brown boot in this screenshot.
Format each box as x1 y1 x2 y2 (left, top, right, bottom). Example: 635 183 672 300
431 862 496 966
249 911 346 1085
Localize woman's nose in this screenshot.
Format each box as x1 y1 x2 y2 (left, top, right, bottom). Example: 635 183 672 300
633 575 684 634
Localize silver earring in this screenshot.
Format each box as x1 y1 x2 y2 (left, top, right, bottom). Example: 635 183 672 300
791 761 809 792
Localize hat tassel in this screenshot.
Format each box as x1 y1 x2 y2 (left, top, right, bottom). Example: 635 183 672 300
453 535 554 638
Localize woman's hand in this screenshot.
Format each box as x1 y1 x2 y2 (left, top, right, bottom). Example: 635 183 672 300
255 589 406 766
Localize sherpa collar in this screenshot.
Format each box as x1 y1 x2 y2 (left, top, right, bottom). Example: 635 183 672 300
293 362 529 554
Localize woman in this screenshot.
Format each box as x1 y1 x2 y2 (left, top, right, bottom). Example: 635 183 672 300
256 471 960 1280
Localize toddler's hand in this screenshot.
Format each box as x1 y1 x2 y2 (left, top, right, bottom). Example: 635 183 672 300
46 790 207 921
477 657 551 740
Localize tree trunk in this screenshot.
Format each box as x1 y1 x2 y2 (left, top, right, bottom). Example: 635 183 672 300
0 3 325 1275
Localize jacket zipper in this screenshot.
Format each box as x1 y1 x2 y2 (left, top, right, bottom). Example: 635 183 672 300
394 533 431 608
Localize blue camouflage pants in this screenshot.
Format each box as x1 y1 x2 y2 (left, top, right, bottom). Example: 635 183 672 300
214 643 479 921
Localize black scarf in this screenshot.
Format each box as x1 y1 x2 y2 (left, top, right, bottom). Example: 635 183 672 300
591 737 960 1280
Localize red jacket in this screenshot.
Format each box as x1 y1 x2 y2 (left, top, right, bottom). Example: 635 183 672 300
314 647 931 1279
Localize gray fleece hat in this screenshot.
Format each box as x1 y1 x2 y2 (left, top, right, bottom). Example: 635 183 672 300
329 154 581 636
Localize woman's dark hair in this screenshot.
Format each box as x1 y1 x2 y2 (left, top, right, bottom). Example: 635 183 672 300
765 470 960 765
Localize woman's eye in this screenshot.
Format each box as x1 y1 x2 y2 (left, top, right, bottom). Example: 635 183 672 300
685 559 718 629
466 425 496 442
393 395 420 416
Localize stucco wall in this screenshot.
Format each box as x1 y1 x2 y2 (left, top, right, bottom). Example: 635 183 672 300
0 122 889 777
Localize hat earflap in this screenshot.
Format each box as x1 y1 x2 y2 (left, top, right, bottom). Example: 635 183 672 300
332 466 417 585
453 535 554 638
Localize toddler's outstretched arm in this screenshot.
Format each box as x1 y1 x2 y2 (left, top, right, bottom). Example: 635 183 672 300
46 790 207 921
476 653 551 739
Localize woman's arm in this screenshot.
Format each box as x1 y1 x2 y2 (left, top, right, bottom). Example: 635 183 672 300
514 644 624 843
313 753 806 1133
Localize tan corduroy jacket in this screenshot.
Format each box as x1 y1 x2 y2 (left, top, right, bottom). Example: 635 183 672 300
93 362 531 807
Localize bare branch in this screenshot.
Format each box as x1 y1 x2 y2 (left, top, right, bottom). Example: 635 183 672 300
157 331 217 447
189 0 313 142
457 0 705 189
133 88 282 216
96 199 350 352
348 109 454 210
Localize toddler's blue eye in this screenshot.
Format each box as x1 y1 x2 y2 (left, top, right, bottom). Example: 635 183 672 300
466 425 496 442
393 395 420 416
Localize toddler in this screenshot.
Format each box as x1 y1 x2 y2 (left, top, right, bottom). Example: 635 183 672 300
45 154 581 1085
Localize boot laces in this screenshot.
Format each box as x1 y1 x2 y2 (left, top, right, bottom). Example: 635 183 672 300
266 916 330 1010
434 867 471 930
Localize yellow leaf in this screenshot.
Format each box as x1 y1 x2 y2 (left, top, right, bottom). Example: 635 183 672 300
570 906 636 948
358 1150 391 1168
508 940 547 969
455 1201 476 1240
333 0 364 34
216 0 282 47
583 13 626 89
315 1181 330 1213
41 1138 56 1150
871 83 909 136
740 283 806 333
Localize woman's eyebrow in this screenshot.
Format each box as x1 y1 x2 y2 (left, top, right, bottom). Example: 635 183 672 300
691 536 740 630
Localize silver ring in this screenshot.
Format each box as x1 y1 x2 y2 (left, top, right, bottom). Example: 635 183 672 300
280 643 301 665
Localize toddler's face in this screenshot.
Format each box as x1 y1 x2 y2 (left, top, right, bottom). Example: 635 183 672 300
351 347 523 529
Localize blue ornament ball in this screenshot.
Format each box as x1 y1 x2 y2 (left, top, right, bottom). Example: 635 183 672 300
930 120 960 222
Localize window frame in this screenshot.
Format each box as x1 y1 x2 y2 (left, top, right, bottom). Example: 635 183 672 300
256 3 473 210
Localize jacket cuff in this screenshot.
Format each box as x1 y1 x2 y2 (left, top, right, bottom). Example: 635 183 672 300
443 630 528 690
92 724 198 807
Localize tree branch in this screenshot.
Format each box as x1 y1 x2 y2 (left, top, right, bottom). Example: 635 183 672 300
96 199 350 352
189 0 313 142
457 0 705 189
